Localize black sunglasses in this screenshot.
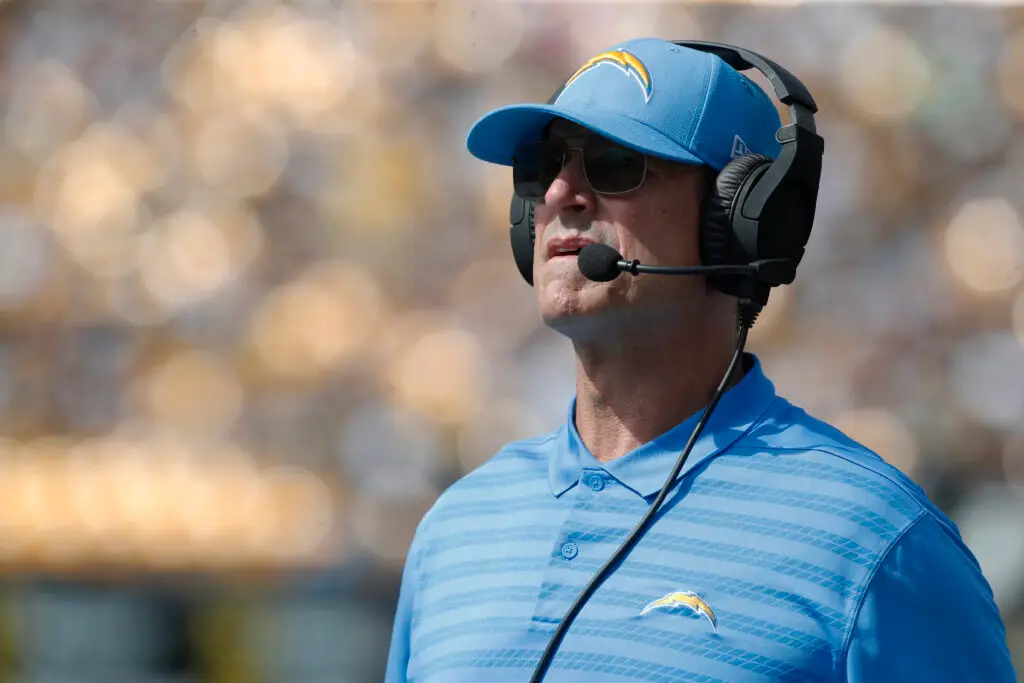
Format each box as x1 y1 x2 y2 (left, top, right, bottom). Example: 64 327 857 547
512 138 648 200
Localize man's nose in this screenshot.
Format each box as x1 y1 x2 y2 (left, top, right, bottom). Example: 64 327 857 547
543 150 595 215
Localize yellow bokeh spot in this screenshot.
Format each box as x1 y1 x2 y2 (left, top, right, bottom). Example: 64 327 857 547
944 198 1024 296
140 350 243 436
387 325 489 425
250 261 386 381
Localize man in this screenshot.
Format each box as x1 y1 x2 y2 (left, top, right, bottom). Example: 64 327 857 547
385 37 1016 682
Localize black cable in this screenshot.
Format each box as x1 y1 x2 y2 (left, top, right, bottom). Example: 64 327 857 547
528 301 759 683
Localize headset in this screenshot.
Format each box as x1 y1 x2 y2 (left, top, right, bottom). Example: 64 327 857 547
512 42 825 682
508 40 824 309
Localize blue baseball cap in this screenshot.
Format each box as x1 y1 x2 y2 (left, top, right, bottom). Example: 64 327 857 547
466 37 782 172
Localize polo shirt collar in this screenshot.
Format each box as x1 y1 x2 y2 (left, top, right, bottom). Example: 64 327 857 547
548 353 778 499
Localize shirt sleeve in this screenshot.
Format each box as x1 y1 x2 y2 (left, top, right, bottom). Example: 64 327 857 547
844 513 1017 682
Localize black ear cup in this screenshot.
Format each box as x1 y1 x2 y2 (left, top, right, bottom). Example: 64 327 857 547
701 153 773 297
510 194 537 285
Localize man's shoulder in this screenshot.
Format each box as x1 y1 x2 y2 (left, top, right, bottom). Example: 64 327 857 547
724 396 951 540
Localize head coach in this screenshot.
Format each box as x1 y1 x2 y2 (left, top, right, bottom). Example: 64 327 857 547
384 37 1016 682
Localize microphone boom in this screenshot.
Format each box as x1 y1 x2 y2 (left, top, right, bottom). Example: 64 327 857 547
577 243 761 282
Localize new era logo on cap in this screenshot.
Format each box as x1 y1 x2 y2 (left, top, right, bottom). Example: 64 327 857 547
731 135 749 159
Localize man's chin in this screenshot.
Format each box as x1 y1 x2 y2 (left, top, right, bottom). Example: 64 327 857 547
538 300 632 343
537 283 598 324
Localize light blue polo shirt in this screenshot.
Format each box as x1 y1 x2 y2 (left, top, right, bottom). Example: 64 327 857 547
385 354 1016 682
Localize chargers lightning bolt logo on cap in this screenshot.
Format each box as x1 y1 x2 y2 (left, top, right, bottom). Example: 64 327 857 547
640 591 718 632
563 50 653 103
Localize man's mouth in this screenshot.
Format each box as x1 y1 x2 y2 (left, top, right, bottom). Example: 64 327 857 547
547 237 596 259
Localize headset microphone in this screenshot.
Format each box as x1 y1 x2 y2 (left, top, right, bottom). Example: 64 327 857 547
577 243 797 285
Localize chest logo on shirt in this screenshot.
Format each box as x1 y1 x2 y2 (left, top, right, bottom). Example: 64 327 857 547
639 591 718 632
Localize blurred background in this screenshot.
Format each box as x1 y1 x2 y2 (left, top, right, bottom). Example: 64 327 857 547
0 0 1022 680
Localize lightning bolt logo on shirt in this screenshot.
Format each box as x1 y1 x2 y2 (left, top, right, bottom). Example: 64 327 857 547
640 591 718 632
563 49 653 103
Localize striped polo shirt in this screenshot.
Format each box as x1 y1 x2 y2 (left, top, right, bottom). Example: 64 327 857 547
385 354 1016 682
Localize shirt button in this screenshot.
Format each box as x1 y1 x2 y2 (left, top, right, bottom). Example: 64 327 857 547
560 542 579 560
588 475 605 492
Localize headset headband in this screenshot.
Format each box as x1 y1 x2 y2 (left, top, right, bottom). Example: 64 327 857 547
674 41 818 128
674 40 824 281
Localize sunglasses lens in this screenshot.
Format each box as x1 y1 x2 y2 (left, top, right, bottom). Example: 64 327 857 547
584 142 647 194
512 138 647 198
513 141 565 200
585 142 647 193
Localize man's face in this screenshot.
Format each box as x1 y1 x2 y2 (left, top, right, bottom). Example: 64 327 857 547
531 120 709 340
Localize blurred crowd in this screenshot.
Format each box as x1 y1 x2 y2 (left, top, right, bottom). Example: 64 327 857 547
0 0 1021 680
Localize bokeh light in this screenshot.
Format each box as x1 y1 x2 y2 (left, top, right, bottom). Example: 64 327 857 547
138 206 261 313
838 25 932 124
138 349 243 436
943 198 1024 296
950 333 1024 431
4 59 98 165
350 485 437 569
349 1 433 72
36 123 159 278
386 324 490 426
447 258 540 352
569 5 701 65
315 133 438 250
832 407 920 477
257 465 336 563
0 435 333 570
213 9 359 129
192 110 289 198
432 0 526 75
250 261 386 382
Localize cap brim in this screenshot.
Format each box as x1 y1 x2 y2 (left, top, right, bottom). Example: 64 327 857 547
466 103 707 167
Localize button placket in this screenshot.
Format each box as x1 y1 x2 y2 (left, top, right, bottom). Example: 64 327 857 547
531 468 616 628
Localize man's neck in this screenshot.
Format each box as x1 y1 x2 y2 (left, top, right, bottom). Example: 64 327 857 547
572 330 744 464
